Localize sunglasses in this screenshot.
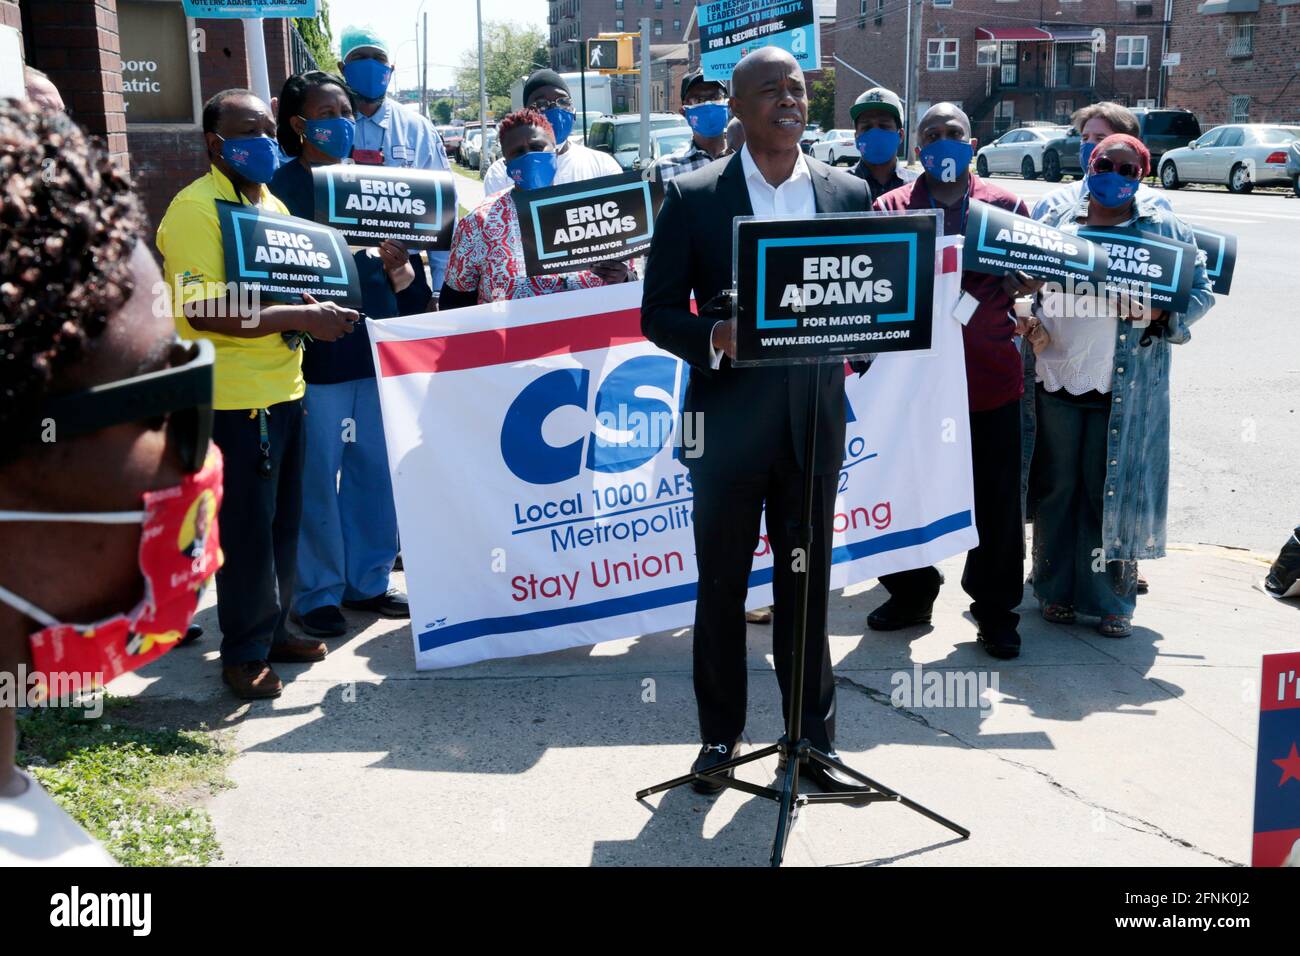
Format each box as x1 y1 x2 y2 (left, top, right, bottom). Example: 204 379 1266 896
1093 157 1142 179
532 96 573 111
32 339 215 473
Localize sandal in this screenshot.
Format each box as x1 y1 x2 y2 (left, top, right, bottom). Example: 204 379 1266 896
1098 615 1133 638
1041 603 1076 624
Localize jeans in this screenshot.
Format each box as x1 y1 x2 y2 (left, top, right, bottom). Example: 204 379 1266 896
1031 385 1137 618
881 399 1026 634
212 400 305 664
294 378 398 613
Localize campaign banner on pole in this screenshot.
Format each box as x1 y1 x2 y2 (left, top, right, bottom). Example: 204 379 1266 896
1252 650 1300 866
733 211 938 366
699 0 821 82
513 171 665 276
369 243 975 670
217 200 362 310
1191 226 1236 296
311 166 456 249
182 0 317 17
964 200 1109 286
1077 225 1197 315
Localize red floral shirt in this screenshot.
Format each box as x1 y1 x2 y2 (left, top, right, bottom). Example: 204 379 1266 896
445 189 607 304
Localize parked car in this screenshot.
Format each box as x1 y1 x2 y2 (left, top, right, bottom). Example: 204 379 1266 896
1287 139 1300 197
809 128 858 165
799 124 822 154
437 125 463 160
1130 108 1201 171
637 127 695 169
974 126 1069 180
1039 126 1085 182
461 130 496 171
1159 123 1300 193
584 113 688 170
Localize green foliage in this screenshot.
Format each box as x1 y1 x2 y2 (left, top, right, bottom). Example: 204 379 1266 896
17 698 234 867
455 21 550 106
809 67 836 132
431 98 454 125
294 0 336 74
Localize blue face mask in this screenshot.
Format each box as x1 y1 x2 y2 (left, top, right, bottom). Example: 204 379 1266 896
219 134 280 184
1086 171 1140 208
684 102 729 139
507 150 558 191
1079 140 1096 172
919 138 973 183
856 127 901 165
301 115 355 160
542 107 576 146
343 57 393 101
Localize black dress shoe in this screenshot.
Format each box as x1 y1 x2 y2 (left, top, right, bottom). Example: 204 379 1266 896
690 741 740 795
343 590 410 618
801 752 872 795
977 627 1021 660
1265 532 1300 597
292 605 347 637
179 624 203 647
867 597 934 631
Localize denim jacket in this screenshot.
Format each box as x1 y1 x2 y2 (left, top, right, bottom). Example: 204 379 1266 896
1022 186 1215 561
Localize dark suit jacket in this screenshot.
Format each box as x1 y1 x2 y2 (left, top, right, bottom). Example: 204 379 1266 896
641 152 871 476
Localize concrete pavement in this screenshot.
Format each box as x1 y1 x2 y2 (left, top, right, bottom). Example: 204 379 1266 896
112 543 1298 867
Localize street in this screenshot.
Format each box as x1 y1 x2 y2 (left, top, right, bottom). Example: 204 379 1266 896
988 176 1300 554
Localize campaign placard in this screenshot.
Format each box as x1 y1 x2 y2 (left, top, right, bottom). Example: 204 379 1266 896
513 171 664 276
217 200 362 310
312 165 456 249
182 0 317 17
1191 226 1237 296
1252 651 1300 866
699 0 821 82
964 200 1109 286
1077 225 1197 315
732 212 938 366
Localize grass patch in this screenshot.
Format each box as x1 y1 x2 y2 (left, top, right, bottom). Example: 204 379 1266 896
17 696 235 867
449 163 482 182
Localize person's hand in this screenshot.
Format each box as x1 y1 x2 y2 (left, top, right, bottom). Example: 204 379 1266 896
300 293 358 341
591 260 630 284
1001 270 1043 298
378 240 415 293
711 317 737 361
1026 318 1051 355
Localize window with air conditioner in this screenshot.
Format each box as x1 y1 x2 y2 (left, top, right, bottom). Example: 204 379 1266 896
927 38 959 71
1115 35 1147 69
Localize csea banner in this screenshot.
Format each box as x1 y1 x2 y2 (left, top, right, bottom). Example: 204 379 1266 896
182 0 318 16
369 243 975 670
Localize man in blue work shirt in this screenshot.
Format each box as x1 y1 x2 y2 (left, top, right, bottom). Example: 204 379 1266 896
336 24 454 295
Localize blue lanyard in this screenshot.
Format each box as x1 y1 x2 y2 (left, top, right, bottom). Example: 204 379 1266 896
928 180 971 233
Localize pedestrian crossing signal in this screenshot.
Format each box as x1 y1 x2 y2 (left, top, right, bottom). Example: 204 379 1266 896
587 38 620 71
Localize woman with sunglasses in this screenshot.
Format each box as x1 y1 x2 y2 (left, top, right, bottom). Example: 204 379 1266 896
0 103 221 863
269 71 431 639
1026 133 1214 638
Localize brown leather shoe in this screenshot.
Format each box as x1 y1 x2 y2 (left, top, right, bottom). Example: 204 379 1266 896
745 606 773 625
222 661 283 700
267 634 327 664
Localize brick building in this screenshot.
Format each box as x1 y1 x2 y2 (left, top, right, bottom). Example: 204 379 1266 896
4 0 312 232
1164 0 1300 126
833 0 1167 144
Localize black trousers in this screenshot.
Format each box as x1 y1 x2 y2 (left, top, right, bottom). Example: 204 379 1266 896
880 398 1025 633
211 400 305 665
689 459 838 751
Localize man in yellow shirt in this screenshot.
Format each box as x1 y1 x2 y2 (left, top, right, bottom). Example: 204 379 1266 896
157 88 359 700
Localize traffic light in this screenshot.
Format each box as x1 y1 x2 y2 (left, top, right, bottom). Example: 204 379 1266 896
586 34 636 74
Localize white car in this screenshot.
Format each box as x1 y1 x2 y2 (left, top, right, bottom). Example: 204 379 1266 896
1159 124 1300 193
810 128 859 166
975 126 1070 180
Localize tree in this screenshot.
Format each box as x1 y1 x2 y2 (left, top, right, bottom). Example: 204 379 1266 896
454 21 549 108
431 98 454 125
808 67 835 131
293 0 336 73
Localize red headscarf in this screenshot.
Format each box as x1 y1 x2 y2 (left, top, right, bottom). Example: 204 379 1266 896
1089 132 1151 178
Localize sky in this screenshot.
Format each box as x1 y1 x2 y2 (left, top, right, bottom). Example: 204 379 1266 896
324 0 548 92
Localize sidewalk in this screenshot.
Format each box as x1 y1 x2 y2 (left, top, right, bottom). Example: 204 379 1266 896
113 544 1297 866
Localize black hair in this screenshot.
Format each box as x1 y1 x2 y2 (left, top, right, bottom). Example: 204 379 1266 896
201 87 258 134
276 71 353 156
0 99 146 460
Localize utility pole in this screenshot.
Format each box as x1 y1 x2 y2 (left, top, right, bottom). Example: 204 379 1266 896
908 0 923 156
422 12 429 119
639 17 650 165
477 0 488 176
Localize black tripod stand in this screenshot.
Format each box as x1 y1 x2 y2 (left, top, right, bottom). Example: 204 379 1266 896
637 370 970 867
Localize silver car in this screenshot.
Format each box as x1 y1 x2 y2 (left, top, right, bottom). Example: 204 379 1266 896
1159 123 1300 194
809 128 859 166
974 126 1070 180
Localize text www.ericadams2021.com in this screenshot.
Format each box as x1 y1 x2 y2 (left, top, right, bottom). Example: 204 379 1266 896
760 329 912 347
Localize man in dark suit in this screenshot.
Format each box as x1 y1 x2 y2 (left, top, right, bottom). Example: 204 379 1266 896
641 47 870 794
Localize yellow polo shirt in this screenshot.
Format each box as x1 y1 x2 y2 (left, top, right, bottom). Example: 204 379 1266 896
156 164 305 411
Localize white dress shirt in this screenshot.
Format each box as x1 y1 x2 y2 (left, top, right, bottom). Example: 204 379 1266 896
709 145 817 367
